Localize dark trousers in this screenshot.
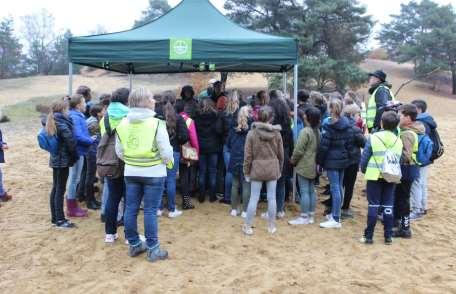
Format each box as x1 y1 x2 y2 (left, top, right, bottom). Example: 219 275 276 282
342 163 359 209
364 180 395 239
179 163 194 197
84 154 97 203
76 156 88 200
105 177 125 235
198 153 218 198
394 180 413 230
50 168 69 223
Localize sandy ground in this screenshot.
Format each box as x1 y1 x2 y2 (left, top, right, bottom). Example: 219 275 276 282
0 60 456 293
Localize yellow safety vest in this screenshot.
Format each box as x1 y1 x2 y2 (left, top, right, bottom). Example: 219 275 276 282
366 85 395 129
400 129 419 165
116 117 163 167
365 130 403 181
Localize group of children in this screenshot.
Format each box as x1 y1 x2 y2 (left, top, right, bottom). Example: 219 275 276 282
35 79 439 261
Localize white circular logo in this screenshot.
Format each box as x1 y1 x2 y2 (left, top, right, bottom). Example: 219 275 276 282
174 40 188 55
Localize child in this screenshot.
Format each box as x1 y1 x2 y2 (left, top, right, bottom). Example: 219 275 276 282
359 111 402 244
317 99 354 229
288 107 321 225
394 104 424 238
243 106 284 235
0 128 12 203
84 103 104 210
228 105 252 218
46 100 79 228
410 99 436 219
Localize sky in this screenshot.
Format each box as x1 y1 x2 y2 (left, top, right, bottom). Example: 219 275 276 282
2 0 456 48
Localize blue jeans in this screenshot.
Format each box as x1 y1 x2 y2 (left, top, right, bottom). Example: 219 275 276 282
101 179 109 215
161 152 180 211
327 169 345 222
0 166 4 195
276 175 286 213
223 145 232 202
365 180 395 239
66 156 84 200
124 176 165 248
198 153 218 198
105 177 124 235
297 175 316 214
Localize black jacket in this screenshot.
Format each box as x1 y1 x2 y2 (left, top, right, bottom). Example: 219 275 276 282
50 113 78 168
368 82 393 131
221 110 238 145
317 116 354 170
183 98 200 119
346 117 366 165
195 111 223 154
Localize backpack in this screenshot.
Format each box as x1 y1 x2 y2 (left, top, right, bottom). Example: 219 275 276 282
373 135 402 183
96 115 123 179
416 133 434 166
428 127 444 161
37 128 59 156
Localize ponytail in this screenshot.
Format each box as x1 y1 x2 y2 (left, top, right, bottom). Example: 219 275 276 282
161 91 177 137
45 100 69 136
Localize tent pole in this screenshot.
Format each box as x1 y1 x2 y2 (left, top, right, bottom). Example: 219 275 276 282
292 64 299 203
128 74 133 92
68 63 73 96
282 71 287 96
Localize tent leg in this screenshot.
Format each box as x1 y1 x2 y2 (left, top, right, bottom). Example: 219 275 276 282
282 71 287 96
128 74 133 92
292 64 299 203
68 63 73 96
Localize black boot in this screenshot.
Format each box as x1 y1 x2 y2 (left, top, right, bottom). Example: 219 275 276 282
198 191 206 203
209 193 217 203
182 195 195 210
87 200 100 210
393 216 412 238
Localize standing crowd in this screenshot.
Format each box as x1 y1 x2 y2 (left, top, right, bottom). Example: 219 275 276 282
33 70 443 263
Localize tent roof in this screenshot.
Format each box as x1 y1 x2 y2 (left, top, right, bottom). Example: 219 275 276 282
68 0 298 74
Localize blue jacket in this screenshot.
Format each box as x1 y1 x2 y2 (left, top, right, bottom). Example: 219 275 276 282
69 109 94 156
346 117 366 165
0 129 5 163
317 116 353 170
417 112 437 135
227 123 251 175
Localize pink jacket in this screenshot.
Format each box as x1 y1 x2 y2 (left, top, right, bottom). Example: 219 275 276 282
180 112 200 155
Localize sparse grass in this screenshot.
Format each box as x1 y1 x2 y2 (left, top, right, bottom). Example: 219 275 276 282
2 95 61 122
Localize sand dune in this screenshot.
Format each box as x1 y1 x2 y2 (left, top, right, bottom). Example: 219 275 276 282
0 60 455 293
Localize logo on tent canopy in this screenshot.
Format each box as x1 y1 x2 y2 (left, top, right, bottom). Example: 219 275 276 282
170 38 192 60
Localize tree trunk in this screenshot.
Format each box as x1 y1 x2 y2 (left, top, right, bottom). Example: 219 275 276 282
452 66 456 95
220 72 228 90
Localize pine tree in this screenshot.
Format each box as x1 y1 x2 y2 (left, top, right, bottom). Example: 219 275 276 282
134 0 171 28
0 17 24 78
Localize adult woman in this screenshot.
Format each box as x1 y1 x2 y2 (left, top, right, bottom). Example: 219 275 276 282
194 99 223 203
243 106 284 235
46 100 78 228
115 88 173 262
67 94 95 217
317 99 354 228
155 91 189 217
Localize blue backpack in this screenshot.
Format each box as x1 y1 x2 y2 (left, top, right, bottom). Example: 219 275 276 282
416 133 434 166
37 128 59 156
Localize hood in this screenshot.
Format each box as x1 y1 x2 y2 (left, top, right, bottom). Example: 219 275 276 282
417 113 437 129
369 82 392 94
328 116 351 131
407 121 426 135
54 112 72 125
126 108 156 123
107 102 129 120
69 108 84 118
251 122 282 141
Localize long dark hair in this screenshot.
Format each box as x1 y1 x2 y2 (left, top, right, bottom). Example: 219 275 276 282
160 91 177 137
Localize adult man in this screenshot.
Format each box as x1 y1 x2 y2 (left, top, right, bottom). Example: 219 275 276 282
366 70 395 133
198 78 217 101
211 81 227 111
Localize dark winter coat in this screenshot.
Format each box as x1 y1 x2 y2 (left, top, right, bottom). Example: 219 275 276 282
50 113 79 168
317 116 354 170
0 129 5 163
226 120 251 175
69 109 94 156
347 117 366 165
195 111 223 154
183 98 200 119
221 110 238 146
368 82 394 131
417 112 437 136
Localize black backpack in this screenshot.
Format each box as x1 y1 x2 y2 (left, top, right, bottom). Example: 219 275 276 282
96 115 124 179
428 127 444 162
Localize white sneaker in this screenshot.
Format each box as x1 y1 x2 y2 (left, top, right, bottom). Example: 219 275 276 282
125 234 146 245
230 209 238 217
268 225 277 234
261 212 268 219
319 219 342 229
308 216 315 224
242 224 253 235
168 209 183 218
288 216 309 225
325 214 333 221
277 211 286 219
104 233 118 243
157 210 163 217
241 211 247 218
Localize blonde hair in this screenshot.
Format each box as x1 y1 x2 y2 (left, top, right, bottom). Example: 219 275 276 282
45 100 69 136
329 99 343 118
225 90 240 115
343 103 361 117
129 88 154 109
236 105 251 131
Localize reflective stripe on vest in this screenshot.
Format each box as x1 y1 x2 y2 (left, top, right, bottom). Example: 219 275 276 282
364 131 403 181
366 85 395 129
116 117 162 167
